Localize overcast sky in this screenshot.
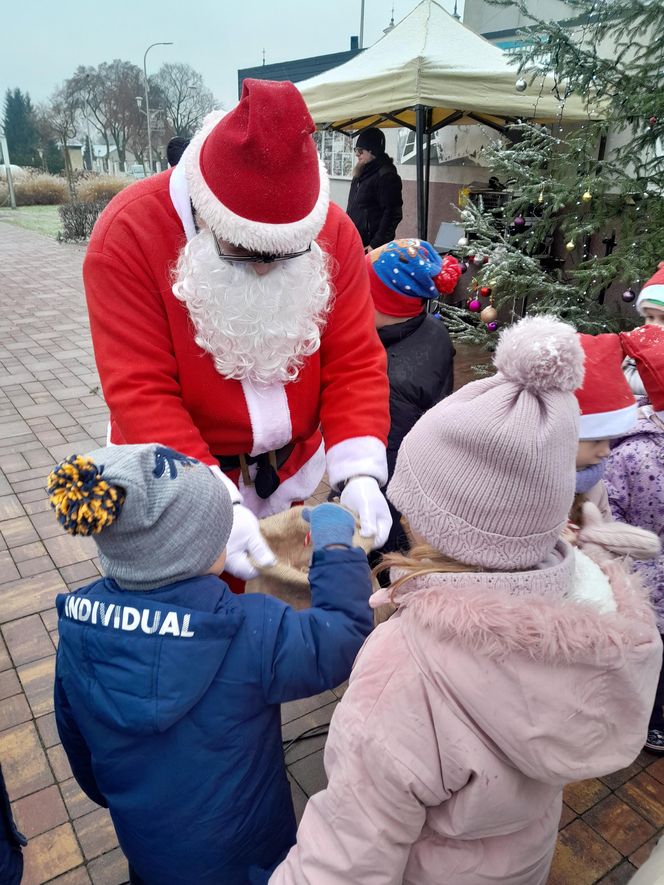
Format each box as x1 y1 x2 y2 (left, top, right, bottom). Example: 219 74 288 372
3 0 465 111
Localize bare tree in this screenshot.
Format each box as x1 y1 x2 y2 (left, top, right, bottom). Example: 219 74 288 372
150 63 217 139
97 60 144 172
66 66 112 172
42 85 79 197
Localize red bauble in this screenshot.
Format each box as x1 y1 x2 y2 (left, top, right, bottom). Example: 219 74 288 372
466 254 475 263
649 116 658 127
482 256 490 265
479 286 492 297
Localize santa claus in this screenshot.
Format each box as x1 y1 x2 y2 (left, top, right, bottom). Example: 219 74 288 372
83 79 391 580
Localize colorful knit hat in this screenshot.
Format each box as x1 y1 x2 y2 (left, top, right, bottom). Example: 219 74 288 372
575 334 637 439
620 324 664 416
388 315 584 570
47 444 233 591
367 239 462 317
184 79 329 254
636 262 664 316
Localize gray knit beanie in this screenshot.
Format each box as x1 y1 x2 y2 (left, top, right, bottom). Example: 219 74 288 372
388 315 585 570
47 444 233 590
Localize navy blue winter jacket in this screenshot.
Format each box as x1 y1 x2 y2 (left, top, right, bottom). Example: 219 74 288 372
54 547 373 884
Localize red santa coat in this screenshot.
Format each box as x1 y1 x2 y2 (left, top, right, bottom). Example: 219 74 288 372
83 168 389 516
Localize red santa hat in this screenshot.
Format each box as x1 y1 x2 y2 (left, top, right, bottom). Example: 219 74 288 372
184 79 329 254
620 325 664 415
575 333 637 439
636 261 664 316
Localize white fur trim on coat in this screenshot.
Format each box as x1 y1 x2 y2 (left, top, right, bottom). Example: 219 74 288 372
579 402 637 439
184 118 330 253
326 436 388 489
209 464 243 505
241 379 292 457
169 159 197 241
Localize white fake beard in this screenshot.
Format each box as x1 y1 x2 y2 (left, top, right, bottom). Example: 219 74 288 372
172 230 333 385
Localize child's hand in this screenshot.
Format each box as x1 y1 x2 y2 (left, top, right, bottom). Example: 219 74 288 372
302 503 355 551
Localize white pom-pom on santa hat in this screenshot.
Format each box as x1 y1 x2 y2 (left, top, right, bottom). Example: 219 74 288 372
575 333 637 439
636 261 664 316
494 314 585 393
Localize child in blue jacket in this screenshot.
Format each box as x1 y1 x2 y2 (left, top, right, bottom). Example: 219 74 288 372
49 443 373 885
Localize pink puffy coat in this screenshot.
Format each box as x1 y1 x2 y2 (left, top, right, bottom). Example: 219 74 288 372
271 541 662 885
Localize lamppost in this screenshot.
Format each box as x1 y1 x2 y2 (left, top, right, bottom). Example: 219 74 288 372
143 41 173 174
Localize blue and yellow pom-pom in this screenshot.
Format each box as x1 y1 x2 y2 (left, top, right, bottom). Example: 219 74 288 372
47 455 125 536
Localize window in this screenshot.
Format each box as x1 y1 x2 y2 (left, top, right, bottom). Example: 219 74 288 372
314 130 354 179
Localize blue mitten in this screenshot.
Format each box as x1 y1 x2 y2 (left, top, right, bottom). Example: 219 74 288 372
302 503 355 551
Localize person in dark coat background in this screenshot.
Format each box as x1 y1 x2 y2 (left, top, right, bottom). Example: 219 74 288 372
166 136 190 167
346 128 403 250
367 239 460 554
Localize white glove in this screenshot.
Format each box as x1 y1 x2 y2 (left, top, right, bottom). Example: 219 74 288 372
225 504 277 580
339 476 392 549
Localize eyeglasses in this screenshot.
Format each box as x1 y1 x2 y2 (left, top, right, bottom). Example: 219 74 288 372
354 148 366 156
213 236 312 264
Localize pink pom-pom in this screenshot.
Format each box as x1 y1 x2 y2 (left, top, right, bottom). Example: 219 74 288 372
494 315 584 392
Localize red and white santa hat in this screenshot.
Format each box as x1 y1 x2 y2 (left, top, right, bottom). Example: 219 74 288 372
184 79 329 254
636 261 664 316
575 333 637 439
620 325 664 416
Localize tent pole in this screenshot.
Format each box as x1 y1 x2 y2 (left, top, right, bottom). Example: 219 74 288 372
424 111 432 242
415 105 425 239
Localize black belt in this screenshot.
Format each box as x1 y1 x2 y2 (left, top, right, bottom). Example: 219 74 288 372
215 443 295 500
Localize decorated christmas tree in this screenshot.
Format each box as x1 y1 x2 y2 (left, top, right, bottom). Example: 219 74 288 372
442 0 664 344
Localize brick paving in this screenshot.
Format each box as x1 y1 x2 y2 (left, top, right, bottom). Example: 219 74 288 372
0 220 661 883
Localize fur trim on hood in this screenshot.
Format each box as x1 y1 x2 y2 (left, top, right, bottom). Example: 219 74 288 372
371 541 656 665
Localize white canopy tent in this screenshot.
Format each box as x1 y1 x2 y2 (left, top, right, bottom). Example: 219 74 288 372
297 0 600 238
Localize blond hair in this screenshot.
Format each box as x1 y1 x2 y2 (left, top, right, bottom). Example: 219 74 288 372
373 519 482 602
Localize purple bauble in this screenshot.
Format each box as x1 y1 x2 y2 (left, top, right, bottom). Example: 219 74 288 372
622 288 637 303
486 321 498 332
468 299 481 312
513 215 526 229
460 261 469 273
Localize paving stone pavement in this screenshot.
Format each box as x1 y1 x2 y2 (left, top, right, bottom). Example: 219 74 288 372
0 221 662 884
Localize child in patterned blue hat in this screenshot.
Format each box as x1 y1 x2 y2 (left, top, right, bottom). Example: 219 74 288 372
366 239 459 554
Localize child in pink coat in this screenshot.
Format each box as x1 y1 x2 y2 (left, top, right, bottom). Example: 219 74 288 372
270 316 662 885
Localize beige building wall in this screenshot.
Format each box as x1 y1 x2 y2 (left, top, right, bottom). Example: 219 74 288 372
463 0 571 34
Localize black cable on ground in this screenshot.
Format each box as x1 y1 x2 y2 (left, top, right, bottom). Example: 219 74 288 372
282 724 330 757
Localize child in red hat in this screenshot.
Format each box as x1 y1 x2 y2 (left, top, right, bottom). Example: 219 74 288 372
572 333 638 525
624 261 664 395
606 325 664 752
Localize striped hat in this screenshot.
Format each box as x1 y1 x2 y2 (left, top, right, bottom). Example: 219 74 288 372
575 334 637 439
636 262 664 316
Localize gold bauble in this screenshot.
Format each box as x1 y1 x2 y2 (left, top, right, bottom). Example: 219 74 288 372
581 190 593 203
565 240 575 252
538 191 545 204
480 306 498 323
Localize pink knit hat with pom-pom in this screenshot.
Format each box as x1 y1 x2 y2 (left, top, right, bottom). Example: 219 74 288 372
388 315 585 569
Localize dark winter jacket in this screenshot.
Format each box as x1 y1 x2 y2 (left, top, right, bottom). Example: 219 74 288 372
54 549 373 885
0 764 25 885
346 154 403 248
379 312 454 551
